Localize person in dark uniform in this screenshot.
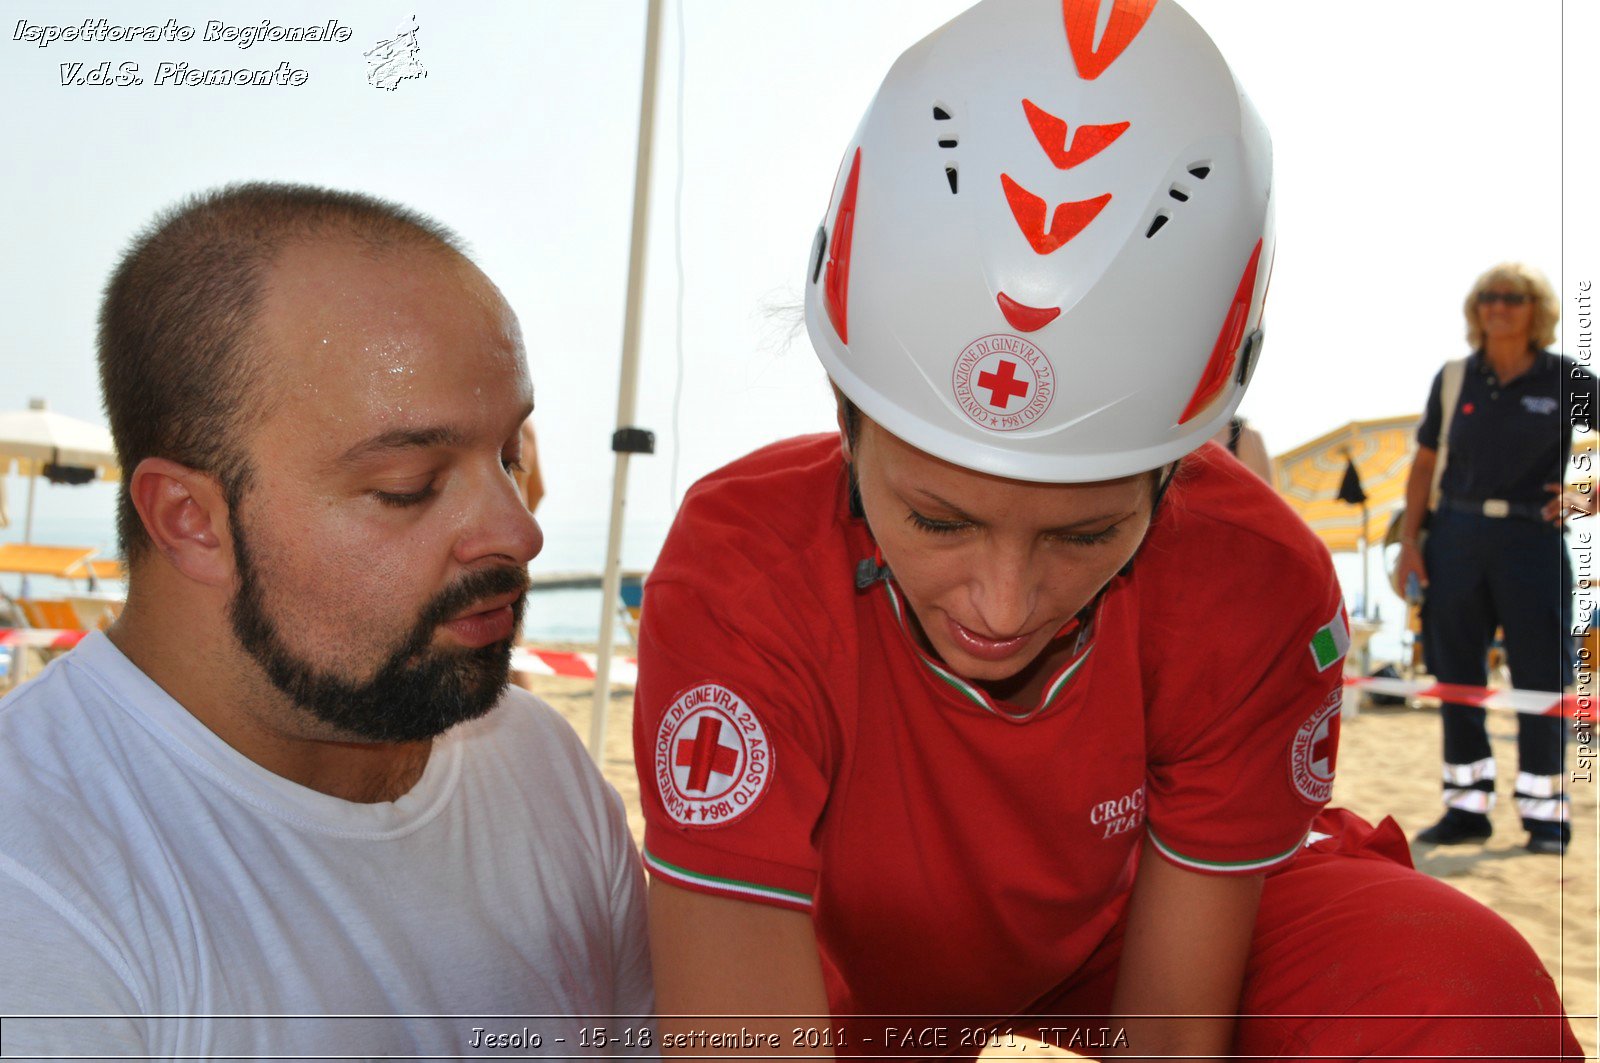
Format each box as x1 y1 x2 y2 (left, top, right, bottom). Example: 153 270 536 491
1394 262 1596 854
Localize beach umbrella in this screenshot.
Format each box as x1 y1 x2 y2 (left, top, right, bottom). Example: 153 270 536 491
0 398 119 544
1274 415 1419 554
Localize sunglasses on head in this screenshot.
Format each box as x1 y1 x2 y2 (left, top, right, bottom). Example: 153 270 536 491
1477 291 1529 307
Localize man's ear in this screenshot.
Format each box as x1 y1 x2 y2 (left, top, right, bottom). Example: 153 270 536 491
127 457 235 587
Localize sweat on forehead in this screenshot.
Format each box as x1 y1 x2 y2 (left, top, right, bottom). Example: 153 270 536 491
255 237 520 393
98 181 475 563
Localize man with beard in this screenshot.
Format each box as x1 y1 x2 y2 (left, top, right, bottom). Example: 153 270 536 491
0 184 652 1056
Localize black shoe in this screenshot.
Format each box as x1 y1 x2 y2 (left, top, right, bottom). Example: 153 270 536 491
1415 810 1493 845
1525 835 1569 855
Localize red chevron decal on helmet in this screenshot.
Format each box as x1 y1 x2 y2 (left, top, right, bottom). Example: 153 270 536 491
1062 0 1158 81
1000 174 1111 255
824 148 863 344
996 292 1061 332
1022 100 1129 169
1178 238 1263 424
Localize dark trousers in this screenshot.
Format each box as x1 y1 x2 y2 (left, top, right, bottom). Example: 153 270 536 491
1422 509 1573 835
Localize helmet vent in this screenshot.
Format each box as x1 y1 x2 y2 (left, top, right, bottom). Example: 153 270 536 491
1168 186 1189 203
1145 211 1169 238
1188 163 1211 180
936 105 958 192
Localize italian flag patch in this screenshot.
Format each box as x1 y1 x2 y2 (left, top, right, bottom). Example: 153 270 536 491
1309 611 1350 672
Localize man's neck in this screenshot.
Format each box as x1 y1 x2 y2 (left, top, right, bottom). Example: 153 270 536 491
108 585 432 804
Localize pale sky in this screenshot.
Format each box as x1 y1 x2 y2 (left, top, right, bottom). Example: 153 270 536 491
2 0 1593 582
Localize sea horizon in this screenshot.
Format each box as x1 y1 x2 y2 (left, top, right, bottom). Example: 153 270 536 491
2 509 669 648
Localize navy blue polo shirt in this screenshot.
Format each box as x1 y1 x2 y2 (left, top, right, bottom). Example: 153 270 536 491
1417 348 1596 505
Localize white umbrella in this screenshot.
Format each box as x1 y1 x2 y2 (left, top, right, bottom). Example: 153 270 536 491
0 398 119 543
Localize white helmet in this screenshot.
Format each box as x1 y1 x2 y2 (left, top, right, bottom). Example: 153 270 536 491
804 0 1274 482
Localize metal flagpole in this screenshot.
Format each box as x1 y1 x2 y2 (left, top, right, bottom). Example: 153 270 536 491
21 466 38 598
1359 501 1370 618
23 468 37 544
590 0 665 762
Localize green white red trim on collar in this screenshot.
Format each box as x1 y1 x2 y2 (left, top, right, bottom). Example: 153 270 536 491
880 580 1095 723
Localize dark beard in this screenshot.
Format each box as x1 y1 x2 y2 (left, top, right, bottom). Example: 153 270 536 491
227 513 529 743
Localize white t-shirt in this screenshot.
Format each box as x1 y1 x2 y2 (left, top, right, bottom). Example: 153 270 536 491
0 631 654 1058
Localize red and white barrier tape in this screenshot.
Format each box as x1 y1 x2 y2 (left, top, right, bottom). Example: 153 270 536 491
0 632 640 688
511 648 637 687
0 629 87 649
8 632 1573 710
1343 675 1586 719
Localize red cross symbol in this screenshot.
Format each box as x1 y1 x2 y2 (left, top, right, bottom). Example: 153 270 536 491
1312 727 1337 774
675 716 739 793
978 360 1029 409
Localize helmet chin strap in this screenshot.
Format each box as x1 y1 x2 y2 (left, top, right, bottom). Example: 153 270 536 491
1116 460 1181 578
845 462 895 590
1150 459 1181 520
855 556 893 591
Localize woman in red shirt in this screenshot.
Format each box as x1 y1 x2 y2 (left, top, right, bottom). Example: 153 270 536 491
633 0 1580 1057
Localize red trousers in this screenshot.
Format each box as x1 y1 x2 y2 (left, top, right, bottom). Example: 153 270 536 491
1012 810 1582 1060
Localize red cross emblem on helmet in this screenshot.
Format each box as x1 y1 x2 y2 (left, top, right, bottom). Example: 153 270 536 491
952 335 1056 431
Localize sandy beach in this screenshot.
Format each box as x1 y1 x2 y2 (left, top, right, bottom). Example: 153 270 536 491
523 665 1599 1059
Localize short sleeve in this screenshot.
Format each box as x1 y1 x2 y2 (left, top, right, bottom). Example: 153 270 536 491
633 577 837 913
0 866 148 1052
1141 552 1346 876
1416 367 1446 450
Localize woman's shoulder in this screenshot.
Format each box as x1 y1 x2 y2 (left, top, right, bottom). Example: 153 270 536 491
1131 446 1346 706
1141 442 1336 604
650 433 860 619
684 433 845 504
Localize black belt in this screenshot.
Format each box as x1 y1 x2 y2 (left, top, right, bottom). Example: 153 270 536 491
1438 496 1546 521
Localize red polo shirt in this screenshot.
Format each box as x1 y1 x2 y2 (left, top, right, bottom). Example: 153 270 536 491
634 434 1346 1020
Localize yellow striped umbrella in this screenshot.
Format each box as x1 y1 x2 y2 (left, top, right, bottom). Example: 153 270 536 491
1273 415 1421 553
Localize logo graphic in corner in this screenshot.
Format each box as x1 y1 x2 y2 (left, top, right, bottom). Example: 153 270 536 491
952 334 1055 431
654 683 773 828
1289 687 1341 804
365 15 427 91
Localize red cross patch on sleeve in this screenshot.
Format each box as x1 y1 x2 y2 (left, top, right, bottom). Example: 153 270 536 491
1289 686 1342 804
653 683 775 828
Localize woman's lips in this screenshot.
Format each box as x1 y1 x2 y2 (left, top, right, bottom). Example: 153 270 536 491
945 614 1033 662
